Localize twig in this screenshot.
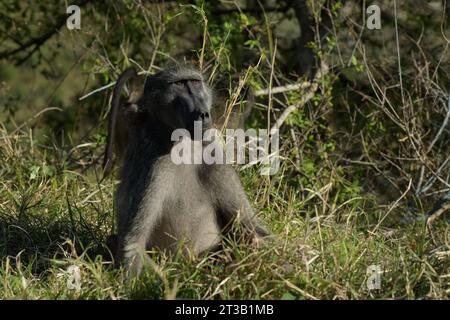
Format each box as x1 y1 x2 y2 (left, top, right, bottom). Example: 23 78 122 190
284 279 319 300
427 191 450 224
427 92 450 152
270 62 328 132
254 82 311 96
78 82 116 101
371 179 412 234
419 153 450 194
211 5 287 15
10 107 63 136
78 70 151 101
0 0 91 64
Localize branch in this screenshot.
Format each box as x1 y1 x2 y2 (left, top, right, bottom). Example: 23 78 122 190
254 81 311 96
427 92 450 152
79 82 116 101
418 153 450 195
270 62 328 132
427 191 450 224
0 0 91 64
211 5 289 15
78 70 151 101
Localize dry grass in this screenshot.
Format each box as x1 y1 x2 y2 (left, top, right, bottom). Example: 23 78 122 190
0 122 449 299
0 0 449 300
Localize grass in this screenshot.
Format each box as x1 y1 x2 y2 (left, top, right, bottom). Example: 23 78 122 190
0 124 449 300
0 0 449 301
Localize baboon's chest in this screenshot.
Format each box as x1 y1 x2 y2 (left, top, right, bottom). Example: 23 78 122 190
151 163 220 253
164 163 212 210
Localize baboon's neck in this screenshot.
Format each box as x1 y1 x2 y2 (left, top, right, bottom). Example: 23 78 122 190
130 119 175 156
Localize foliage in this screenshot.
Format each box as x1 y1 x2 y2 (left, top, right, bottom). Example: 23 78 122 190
0 0 449 299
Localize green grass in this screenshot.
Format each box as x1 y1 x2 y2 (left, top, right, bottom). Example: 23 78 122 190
0 125 449 300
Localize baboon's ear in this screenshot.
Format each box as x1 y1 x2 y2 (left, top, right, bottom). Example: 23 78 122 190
122 103 140 119
128 103 139 113
128 75 144 103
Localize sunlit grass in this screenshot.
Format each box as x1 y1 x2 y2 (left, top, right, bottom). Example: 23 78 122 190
0 125 448 300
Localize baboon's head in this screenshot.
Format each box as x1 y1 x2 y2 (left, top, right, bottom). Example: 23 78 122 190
143 66 212 136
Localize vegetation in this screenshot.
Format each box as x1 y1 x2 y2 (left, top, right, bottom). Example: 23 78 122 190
0 0 449 299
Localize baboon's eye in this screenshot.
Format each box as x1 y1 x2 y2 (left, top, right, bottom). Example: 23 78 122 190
173 80 185 87
189 79 202 88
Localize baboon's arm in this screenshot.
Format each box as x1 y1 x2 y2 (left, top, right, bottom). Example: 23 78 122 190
205 165 269 237
119 172 167 276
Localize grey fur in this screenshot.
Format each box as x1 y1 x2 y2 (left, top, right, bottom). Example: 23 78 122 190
107 66 269 276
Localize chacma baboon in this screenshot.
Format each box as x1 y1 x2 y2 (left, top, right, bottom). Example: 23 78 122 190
105 66 269 276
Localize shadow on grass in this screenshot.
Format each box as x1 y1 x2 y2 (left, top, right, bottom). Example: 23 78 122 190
0 208 115 274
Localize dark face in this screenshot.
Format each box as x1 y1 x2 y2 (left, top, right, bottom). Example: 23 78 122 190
144 68 212 137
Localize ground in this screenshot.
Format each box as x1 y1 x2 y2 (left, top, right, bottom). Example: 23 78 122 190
0 126 449 300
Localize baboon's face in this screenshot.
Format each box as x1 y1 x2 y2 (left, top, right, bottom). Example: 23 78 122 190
145 68 212 136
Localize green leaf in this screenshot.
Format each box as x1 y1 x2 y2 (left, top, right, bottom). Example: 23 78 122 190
29 165 40 180
281 292 296 300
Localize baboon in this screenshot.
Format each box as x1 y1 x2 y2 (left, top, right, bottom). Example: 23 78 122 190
103 69 254 174
105 66 269 276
